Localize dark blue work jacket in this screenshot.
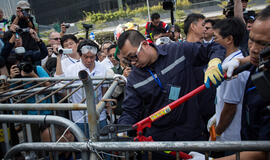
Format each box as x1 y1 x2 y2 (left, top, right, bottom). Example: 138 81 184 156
118 41 225 141
241 66 270 140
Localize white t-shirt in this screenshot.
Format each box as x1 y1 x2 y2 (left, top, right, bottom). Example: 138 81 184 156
64 61 107 123
100 57 114 70
216 50 250 141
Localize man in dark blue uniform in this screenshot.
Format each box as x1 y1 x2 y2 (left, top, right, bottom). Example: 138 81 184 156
117 30 225 159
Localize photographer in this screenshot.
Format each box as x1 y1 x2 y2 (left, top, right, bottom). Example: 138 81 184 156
55 34 80 77
10 1 39 51
1 24 47 65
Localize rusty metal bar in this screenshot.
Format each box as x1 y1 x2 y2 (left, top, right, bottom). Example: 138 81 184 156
0 80 34 95
0 81 47 103
36 80 76 103
3 76 114 82
0 103 87 111
15 80 61 103
0 80 22 89
57 84 83 103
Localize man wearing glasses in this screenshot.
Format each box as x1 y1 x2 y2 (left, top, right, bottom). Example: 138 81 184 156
203 19 216 44
117 30 225 159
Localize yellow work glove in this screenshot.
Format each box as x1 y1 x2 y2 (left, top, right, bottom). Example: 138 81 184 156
204 58 224 88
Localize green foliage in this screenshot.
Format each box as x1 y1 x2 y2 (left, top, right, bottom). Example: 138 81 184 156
267 0 270 3
176 0 191 9
83 1 190 25
175 10 186 22
218 0 228 9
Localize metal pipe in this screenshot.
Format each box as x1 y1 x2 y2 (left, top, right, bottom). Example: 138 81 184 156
80 78 105 103
3 76 114 82
15 80 61 103
2 122 10 151
79 70 98 160
0 80 33 95
36 80 76 103
5 141 270 159
0 114 88 159
96 80 119 116
58 84 83 103
0 80 22 89
0 81 46 102
0 82 112 97
89 141 270 151
0 115 87 142
5 142 88 159
0 103 87 111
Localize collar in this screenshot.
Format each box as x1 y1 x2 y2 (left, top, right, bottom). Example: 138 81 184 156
223 49 242 63
78 61 97 76
154 44 168 56
203 37 214 43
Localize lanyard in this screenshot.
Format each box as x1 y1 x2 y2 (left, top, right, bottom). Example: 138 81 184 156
147 68 163 89
229 50 242 61
67 56 79 64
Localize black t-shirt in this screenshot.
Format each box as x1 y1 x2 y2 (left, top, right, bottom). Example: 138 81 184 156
11 15 35 29
10 15 39 50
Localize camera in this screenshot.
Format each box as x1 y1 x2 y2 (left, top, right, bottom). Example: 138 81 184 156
17 61 33 73
251 47 270 99
223 0 235 18
82 23 93 30
21 9 30 17
58 47 73 54
16 27 30 34
63 23 70 28
223 0 251 18
163 0 175 10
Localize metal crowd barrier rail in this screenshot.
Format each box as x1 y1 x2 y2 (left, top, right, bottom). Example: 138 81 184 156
4 141 270 160
0 114 88 160
0 72 123 160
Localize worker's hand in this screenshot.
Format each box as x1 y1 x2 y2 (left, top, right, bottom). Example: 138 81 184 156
113 74 127 83
207 114 216 132
189 152 214 160
222 58 240 78
204 58 224 88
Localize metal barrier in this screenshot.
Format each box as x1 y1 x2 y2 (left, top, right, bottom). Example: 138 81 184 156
2 73 269 160
0 114 88 160
4 141 270 159
0 73 122 159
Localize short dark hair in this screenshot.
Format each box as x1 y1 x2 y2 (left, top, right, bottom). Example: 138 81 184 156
171 24 181 33
107 44 117 53
213 18 245 47
204 19 216 26
184 13 205 35
152 28 166 39
101 40 113 51
117 30 145 49
77 39 100 56
151 13 160 21
60 34 78 47
256 5 270 21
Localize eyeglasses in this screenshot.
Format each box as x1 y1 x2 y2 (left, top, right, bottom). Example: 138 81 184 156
51 37 61 40
81 45 98 54
205 27 212 30
122 42 143 64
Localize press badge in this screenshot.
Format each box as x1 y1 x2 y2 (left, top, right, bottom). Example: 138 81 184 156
169 86 181 101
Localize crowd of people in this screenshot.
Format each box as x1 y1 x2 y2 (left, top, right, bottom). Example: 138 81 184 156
0 0 269 159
